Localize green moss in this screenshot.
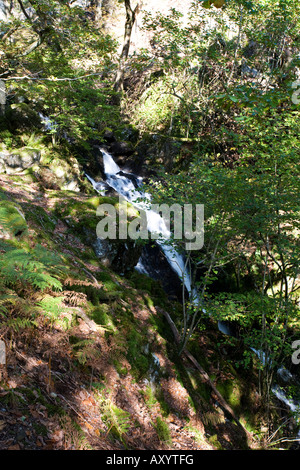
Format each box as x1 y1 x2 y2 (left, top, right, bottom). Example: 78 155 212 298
128 271 170 312
141 385 158 408
113 359 128 376
0 189 9 201
52 195 122 244
65 281 122 305
208 434 223 450
216 379 242 414
143 293 154 309
125 327 152 381
33 422 48 436
153 388 171 417
97 271 114 282
152 416 172 444
90 304 116 333
25 204 57 232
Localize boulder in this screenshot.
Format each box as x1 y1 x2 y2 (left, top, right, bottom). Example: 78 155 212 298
109 141 134 156
93 237 142 273
103 129 116 143
36 155 81 192
0 148 41 174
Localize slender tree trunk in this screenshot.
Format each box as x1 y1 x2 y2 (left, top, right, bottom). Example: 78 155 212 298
91 0 102 23
0 79 6 115
113 0 140 95
18 0 62 53
157 306 252 444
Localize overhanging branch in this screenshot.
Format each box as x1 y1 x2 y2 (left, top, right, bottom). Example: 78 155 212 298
0 72 104 82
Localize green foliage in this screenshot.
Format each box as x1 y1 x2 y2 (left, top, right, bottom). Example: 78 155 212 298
126 326 151 380
132 0 300 401
0 243 65 292
97 394 131 444
0 287 38 332
71 338 101 366
36 295 66 324
0 0 120 148
152 416 172 444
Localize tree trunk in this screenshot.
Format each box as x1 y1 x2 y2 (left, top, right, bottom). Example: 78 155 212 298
0 79 6 115
113 0 139 95
17 0 62 53
91 0 102 23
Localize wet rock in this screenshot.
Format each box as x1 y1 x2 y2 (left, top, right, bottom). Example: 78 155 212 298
55 194 142 273
103 129 116 143
136 243 187 301
93 238 142 273
109 141 134 157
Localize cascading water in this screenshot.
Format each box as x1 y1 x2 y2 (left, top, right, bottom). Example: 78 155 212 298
87 148 195 300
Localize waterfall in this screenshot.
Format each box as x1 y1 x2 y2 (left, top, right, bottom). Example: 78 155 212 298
87 148 195 299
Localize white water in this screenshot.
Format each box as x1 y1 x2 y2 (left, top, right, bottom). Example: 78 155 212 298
87 148 195 298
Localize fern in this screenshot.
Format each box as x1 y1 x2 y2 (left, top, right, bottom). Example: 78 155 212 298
36 295 64 320
0 202 27 238
0 293 12 316
98 396 131 443
70 337 102 365
4 316 38 332
0 244 67 292
0 292 38 332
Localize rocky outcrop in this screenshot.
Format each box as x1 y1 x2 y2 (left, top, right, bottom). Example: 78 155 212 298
93 237 142 273
0 148 41 175
53 193 142 274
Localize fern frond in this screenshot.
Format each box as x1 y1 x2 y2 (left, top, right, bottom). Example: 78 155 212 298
97 395 131 443
0 202 27 238
0 245 64 292
4 316 38 332
36 295 65 320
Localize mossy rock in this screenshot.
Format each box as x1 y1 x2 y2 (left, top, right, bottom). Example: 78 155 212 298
36 154 81 191
152 416 172 444
54 194 143 273
0 147 41 174
208 434 223 450
0 200 28 239
8 103 43 131
91 304 116 332
27 204 57 229
129 271 166 299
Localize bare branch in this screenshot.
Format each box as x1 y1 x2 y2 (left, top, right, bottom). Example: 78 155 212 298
1 72 103 81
